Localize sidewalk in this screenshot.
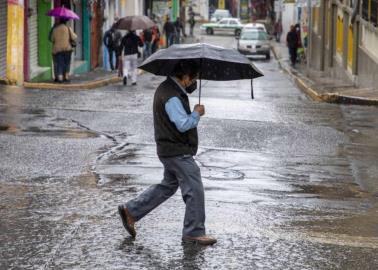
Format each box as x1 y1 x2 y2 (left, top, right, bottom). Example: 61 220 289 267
24 69 122 90
271 42 378 105
23 35 199 91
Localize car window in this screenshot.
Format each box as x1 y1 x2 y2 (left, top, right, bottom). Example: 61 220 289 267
230 20 237 25
219 20 228 25
240 31 267 40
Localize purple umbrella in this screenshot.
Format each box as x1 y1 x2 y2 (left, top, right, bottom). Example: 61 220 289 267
46 6 80 20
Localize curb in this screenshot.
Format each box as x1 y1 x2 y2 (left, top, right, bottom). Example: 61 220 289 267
271 44 378 106
24 76 122 90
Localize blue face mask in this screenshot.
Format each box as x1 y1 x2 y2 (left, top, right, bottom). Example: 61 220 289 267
186 80 197 94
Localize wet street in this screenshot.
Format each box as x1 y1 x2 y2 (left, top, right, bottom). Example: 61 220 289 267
1 33 378 270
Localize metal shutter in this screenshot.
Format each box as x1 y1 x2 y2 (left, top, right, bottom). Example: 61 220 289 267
28 0 39 77
0 1 7 79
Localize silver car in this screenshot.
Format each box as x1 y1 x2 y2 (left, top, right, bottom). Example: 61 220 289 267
237 30 271 59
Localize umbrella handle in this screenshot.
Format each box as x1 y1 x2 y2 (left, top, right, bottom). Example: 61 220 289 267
251 79 254 99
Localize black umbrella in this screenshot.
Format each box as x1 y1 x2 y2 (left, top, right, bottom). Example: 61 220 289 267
139 43 263 101
114 15 155 31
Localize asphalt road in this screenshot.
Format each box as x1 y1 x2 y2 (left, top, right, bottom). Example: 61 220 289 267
0 31 377 269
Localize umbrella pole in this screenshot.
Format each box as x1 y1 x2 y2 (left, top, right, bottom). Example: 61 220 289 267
199 59 202 105
199 79 202 105
251 79 254 99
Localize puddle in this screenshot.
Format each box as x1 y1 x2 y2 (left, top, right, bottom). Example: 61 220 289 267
0 125 99 138
293 183 371 199
202 167 244 181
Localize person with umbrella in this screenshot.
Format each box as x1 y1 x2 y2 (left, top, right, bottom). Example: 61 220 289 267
51 18 77 82
47 6 79 83
113 15 155 85
120 31 144 86
118 59 217 245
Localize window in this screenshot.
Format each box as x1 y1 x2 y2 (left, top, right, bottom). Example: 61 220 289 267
362 0 378 26
229 20 237 25
219 20 228 25
371 0 378 26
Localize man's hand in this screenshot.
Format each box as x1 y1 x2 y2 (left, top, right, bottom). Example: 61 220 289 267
194 104 205 116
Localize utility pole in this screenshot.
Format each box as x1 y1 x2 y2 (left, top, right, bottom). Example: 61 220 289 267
307 0 312 69
237 0 240 18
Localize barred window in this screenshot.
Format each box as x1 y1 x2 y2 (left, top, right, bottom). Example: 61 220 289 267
362 0 369 21
371 0 378 26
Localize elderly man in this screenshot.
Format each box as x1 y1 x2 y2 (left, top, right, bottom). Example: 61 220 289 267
118 60 217 245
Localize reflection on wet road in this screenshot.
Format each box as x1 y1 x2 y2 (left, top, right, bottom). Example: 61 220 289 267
0 33 378 269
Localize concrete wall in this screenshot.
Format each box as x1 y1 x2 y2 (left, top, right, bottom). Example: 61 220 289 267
310 33 322 70
356 46 378 88
282 4 297 38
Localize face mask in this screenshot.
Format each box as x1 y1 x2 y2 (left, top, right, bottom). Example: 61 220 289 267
185 80 197 94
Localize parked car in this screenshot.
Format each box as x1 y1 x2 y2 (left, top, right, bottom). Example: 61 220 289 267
210 9 231 22
242 23 267 33
200 18 243 36
236 30 271 59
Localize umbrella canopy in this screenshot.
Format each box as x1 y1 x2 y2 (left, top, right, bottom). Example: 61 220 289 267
47 6 80 20
139 43 263 81
114 15 155 31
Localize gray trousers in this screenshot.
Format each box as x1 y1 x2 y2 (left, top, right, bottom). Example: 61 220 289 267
125 155 206 237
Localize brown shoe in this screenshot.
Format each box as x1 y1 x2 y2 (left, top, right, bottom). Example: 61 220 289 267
182 235 217 245
118 205 136 237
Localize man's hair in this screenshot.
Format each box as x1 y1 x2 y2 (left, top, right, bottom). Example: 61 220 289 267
172 60 200 80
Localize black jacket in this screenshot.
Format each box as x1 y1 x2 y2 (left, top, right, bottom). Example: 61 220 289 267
286 30 298 49
121 32 143 55
153 77 198 157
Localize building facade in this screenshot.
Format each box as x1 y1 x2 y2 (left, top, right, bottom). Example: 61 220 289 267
308 0 378 89
0 0 115 85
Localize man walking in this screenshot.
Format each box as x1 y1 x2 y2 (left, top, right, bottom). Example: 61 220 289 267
121 30 143 86
142 28 153 59
118 60 217 245
188 13 196 37
163 17 176 47
286 25 299 67
103 25 118 70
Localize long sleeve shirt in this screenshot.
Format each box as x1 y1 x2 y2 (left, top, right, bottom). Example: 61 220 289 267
164 77 200 133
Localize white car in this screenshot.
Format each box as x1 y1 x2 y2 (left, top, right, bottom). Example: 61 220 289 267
200 18 243 36
237 30 271 59
242 23 267 33
210 9 231 22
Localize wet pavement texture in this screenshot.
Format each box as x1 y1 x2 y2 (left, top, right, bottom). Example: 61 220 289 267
1 32 378 269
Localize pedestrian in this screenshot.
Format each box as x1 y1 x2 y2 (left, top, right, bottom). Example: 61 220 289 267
274 20 283 42
188 13 196 37
180 4 187 37
48 20 60 82
118 60 217 246
286 25 299 67
121 30 144 86
142 28 153 59
103 24 121 70
163 17 175 47
51 18 77 83
174 18 183 44
151 25 161 54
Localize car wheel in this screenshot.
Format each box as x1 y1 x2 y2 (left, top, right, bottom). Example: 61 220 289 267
235 29 241 37
266 52 271 60
206 28 214 35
